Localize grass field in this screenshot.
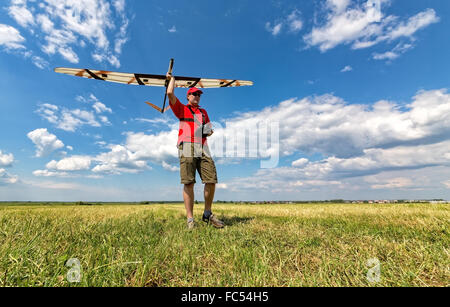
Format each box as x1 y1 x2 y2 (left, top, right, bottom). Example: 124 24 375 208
0 202 448 287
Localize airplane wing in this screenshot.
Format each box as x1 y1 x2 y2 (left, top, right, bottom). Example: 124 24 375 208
54 67 254 88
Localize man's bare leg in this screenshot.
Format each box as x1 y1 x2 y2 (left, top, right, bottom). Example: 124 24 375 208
204 183 215 212
183 183 195 219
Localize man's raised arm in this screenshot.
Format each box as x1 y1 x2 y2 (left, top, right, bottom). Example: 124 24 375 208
166 73 177 106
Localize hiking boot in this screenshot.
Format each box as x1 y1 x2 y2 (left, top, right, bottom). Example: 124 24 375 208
187 219 195 230
203 213 224 228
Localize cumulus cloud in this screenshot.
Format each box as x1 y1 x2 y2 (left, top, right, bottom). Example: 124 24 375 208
0 150 14 167
29 88 450 188
91 88 450 176
27 128 65 157
124 130 180 164
304 0 439 59
219 139 450 194
33 155 92 178
92 145 150 174
215 89 450 160
46 156 92 171
213 88 450 194
5 0 130 67
292 158 308 168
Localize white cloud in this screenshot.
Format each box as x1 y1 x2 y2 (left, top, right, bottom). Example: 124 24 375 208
36 95 113 132
292 158 308 168
31 55 49 69
168 26 177 33
385 9 439 41
59 109 101 131
215 89 450 160
210 88 450 195
373 43 413 61
0 24 25 49
8 1 35 28
6 0 130 67
46 156 91 171
294 140 450 180
92 145 150 174
265 22 283 36
341 65 353 72
27 128 65 157
99 116 111 125
304 0 384 52
113 0 125 13
162 161 179 172
304 0 439 59
124 130 180 164
57 47 79 64
266 9 303 36
0 150 14 167
287 10 303 33
80 88 450 177
93 102 112 114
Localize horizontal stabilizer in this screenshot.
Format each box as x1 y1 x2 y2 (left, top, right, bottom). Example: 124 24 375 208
145 102 171 113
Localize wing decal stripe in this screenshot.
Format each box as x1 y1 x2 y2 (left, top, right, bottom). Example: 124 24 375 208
221 80 236 87
134 74 145 85
85 69 104 81
189 78 202 88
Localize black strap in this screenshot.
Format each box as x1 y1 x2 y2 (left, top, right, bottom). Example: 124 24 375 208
187 105 207 138
187 105 206 125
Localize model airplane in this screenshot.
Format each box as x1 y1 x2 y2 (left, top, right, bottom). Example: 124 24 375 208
54 59 254 113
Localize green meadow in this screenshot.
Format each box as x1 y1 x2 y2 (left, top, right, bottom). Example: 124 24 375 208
0 202 448 287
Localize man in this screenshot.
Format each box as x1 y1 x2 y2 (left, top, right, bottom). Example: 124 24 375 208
166 72 225 230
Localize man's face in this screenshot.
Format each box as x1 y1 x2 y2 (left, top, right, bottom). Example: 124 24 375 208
187 92 202 105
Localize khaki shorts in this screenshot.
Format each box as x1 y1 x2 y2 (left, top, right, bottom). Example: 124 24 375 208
178 142 218 184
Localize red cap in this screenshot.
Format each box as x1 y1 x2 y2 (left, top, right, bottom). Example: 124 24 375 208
187 87 203 96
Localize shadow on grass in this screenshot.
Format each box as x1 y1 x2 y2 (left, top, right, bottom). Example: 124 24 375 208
221 216 254 227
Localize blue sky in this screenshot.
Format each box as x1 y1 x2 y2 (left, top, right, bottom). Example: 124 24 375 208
1 0 449 201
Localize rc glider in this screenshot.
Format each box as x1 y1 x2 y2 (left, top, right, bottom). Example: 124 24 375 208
54 59 253 113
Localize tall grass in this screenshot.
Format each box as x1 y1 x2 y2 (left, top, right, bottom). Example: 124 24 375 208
0 203 448 286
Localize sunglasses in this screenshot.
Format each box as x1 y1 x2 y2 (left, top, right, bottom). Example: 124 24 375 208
190 92 202 97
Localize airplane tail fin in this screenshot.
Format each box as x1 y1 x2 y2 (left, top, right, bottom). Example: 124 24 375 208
145 102 171 113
